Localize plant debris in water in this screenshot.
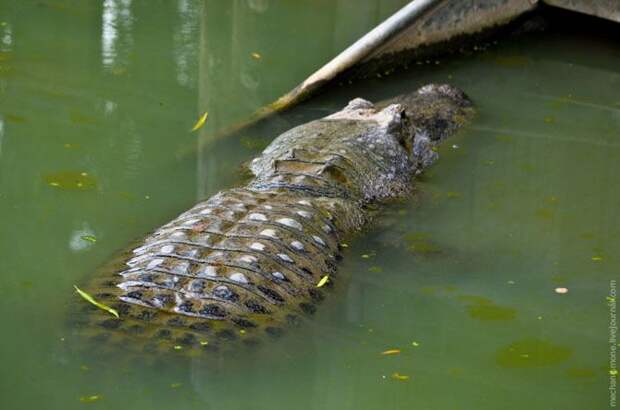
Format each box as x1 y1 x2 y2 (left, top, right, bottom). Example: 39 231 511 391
391 372 410 381
79 395 102 403
44 171 97 191
74 286 119 318
190 111 209 132
316 275 329 288
381 349 401 356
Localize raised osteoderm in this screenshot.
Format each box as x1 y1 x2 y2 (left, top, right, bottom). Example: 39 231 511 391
71 84 474 355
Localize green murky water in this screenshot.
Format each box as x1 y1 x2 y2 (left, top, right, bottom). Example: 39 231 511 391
0 1 618 409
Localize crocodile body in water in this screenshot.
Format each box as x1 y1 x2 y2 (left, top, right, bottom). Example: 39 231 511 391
71 84 474 356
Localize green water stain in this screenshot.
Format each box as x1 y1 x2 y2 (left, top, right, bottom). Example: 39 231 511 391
458 295 516 321
407 240 441 255
496 338 572 368
467 304 516 321
566 367 597 379
43 171 97 191
535 208 555 220
403 231 441 255
403 232 430 242
518 163 535 173
6 114 27 123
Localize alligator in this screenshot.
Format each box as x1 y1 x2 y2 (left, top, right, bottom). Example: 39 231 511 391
71 84 474 356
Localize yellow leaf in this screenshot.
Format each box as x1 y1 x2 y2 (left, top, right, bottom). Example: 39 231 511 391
381 349 401 356
74 286 119 318
190 111 209 132
251 52 261 60
316 275 329 288
79 395 102 403
391 372 410 381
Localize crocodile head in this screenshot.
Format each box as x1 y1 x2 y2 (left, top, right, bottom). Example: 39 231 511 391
379 83 475 173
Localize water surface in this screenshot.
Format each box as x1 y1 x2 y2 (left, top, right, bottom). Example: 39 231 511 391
0 2 617 409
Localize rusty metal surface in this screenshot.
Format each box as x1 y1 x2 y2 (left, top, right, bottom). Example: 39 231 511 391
543 0 620 22
368 0 535 60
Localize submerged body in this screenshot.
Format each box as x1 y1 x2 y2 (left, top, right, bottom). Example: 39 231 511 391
71 84 473 355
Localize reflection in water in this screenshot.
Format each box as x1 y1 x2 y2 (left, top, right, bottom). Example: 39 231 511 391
1 22 12 51
0 116 4 157
101 0 134 71
68 223 97 252
173 0 200 88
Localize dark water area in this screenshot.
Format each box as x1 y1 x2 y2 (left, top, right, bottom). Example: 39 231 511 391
0 1 617 409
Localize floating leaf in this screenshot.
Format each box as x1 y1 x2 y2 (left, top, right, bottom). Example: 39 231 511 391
74 285 119 318
381 349 401 356
316 275 329 288
251 52 262 60
79 395 102 403
81 235 97 243
190 111 209 132
391 372 410 381
411 341 420 347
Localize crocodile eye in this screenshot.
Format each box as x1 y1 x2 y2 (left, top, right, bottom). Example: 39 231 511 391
397 111 414 154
